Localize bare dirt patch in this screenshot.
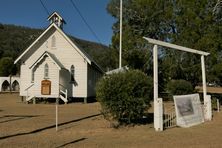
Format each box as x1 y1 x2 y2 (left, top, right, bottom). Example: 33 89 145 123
0 94 222 148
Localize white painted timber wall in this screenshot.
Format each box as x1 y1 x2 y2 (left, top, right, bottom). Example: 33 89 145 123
20 57 60 98
51 29 88 98
20 64 33 96
20 27 88 98
33 56 60 98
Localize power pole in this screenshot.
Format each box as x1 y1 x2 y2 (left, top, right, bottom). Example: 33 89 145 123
119 0 122 69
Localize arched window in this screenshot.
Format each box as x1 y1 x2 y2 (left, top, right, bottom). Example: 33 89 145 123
70 65 75 82
12 80 20 91
31 69 34 82
51 35 56 48
44 63 49 78
1 80 10 91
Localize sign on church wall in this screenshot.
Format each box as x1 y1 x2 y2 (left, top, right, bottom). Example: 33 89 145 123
41 80 51 95
174 94 204 128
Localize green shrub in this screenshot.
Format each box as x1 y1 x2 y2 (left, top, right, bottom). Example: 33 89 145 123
96 70 152 125
211 97 218 111
167 79 193 96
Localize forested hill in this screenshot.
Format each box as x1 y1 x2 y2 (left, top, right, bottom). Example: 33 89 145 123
0 23 114 76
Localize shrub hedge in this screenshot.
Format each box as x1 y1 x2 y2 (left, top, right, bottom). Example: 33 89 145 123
96 70 152 125
167 79 193 96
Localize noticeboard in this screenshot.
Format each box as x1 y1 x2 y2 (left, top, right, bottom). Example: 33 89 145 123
174 94 204 128
41 80 51 95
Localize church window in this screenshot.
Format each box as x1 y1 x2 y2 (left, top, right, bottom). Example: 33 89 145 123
51 35 56 48
70 65 75 82
31 69 34 82
44 63 49 78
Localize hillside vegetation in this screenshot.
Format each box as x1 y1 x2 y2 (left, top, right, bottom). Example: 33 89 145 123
0 23 114 76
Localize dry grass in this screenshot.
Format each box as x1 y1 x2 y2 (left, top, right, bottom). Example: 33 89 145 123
195 86 222 94
0 94 222 148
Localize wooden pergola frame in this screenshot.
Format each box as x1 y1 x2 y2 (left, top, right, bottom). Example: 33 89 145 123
144 37 212 131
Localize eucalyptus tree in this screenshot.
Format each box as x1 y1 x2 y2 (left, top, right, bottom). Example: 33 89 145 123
107 0 222 86
213 0 222 21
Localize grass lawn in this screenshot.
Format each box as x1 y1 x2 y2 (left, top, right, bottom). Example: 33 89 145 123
0 93 222 148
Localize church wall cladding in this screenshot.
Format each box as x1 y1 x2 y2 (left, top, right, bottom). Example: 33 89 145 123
15 12 103 100
20 64 32 96
33 56 60 98
19 27 88 98
19 30 53 96
51 30 88 98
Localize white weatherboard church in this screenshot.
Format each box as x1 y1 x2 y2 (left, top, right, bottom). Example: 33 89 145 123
14 12 103 103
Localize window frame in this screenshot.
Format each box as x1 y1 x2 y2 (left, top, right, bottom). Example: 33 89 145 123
31 69 34 83
70 65 75 83
51 35 56 48
44 63 49 79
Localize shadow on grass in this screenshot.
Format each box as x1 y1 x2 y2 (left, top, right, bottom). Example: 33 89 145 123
56 138 87 148
119 113 154 126
68 97 97 104
0 115 41 124
138 113 154 125
0 114 100 140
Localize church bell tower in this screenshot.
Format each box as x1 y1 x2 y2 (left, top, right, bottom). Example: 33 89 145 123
47 12 66 30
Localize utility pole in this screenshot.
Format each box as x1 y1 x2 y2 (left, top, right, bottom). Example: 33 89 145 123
119 0 122 69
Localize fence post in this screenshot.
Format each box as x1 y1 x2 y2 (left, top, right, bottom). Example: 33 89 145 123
56 98 59 131
204 95 212 121
65 89 68 104
154 98 163 131
153 44 163 131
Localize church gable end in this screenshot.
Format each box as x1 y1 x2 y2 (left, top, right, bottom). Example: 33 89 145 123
15 23 92 68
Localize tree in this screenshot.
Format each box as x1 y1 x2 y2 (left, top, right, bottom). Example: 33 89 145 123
107 0 174 70
208 63 222 85
0 24 113 74
0 57 16 76
167 79 194 96
213 0 222 21
96 70 152 125
107 0 222 87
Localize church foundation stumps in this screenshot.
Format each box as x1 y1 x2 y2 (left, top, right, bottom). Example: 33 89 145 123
33 98 36 104
84 98 87 104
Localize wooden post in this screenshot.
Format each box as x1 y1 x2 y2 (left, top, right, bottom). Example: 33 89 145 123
21 96 24 102
201 55 212 121
65 89 67 104
119 0 122 69
26 90 28 104
201 55 207 102
153 45 158 114
56 98 58 131
153 45 163 131
84 97 87 104
33 98 36 104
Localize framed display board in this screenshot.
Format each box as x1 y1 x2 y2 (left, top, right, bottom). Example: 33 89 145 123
174 94 204 128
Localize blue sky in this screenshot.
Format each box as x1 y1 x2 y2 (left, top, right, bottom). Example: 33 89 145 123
0 0 116 45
